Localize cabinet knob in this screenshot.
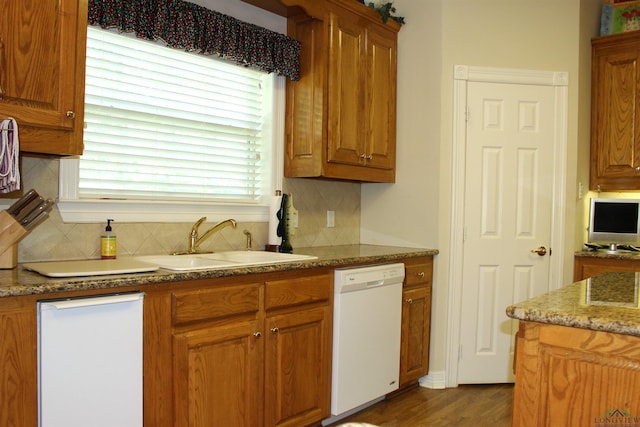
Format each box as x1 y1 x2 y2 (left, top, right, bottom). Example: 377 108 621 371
66 111 76 119
406 298 413 304
417 271 425 279
270 327 279 334
636 166 640 172
253 332 262 338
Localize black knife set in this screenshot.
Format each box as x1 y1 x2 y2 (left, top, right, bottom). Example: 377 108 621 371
0 189 54 268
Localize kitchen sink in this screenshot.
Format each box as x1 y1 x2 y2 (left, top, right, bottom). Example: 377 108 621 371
134 255 238 271
202 251 317 265
135 251 317 271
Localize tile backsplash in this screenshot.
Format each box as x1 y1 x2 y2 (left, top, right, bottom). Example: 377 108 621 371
15 157 361 262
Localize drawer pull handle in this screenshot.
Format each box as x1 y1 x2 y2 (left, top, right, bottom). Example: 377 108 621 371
66 111 76 119
406 298 413 304
417 272 425 279
253 332 262 338
270 327 279 334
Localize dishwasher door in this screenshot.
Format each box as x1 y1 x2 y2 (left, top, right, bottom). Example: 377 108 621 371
330 263 404 419
38 292 144 427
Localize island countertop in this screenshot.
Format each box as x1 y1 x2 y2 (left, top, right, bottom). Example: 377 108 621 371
506 271 640 337
0 244 438 298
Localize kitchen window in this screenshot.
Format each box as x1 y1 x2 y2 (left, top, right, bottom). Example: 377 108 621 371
59 26 284 223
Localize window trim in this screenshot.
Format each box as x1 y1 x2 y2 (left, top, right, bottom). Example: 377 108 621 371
58 75 285 224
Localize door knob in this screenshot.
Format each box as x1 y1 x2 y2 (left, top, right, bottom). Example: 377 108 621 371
530 246 547 256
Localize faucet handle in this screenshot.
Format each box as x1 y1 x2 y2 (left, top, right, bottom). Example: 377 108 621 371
191 216 207 235
243 229 252 250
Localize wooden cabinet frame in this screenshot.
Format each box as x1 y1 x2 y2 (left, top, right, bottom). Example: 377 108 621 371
573 255 640 281
590 31 640 190
282 0 400 182
0 0 87 155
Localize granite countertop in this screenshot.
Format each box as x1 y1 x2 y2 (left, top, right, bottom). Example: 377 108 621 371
506 271 640 337
0 245 438 298
575 250 640 260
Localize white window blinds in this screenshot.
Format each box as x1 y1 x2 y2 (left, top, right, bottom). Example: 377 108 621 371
81 26 273 203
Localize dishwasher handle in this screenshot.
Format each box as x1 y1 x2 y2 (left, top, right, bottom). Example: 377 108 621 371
39 293 144 310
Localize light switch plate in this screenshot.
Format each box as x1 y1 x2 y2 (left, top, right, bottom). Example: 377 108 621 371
327 210 335 228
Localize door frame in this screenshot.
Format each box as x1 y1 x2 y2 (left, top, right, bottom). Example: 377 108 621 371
446 65 569 387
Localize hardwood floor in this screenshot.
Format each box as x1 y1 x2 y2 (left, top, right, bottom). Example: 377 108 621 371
326 384 514 427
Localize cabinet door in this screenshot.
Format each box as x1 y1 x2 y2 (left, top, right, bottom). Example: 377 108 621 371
327 10 366 167
0 298 37 427
399 285 432 386
591 35 640 190
173 320 263 427
0 0 86 155
365 24 396 171
264 306 331 427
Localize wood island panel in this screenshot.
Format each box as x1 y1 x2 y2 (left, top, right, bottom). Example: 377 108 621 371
513 322 640 427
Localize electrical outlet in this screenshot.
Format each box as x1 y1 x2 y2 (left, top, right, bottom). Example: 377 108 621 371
327 210 335 228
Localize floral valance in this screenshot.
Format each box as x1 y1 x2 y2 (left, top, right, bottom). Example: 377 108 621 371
87 0 301 80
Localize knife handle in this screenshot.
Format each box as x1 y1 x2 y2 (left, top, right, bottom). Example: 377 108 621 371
7 189 38 217
21 199 53 227
15 196 44 223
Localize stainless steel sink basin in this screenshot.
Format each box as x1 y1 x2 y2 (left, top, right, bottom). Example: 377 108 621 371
135 251 317 271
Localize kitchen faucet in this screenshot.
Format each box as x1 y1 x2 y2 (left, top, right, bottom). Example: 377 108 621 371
178 217 237 254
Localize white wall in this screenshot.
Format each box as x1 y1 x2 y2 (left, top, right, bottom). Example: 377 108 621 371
361 0 601 383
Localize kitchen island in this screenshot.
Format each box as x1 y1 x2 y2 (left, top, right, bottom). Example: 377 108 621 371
506 272 640 427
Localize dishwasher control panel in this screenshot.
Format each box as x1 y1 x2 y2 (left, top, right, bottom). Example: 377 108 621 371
334 263 405 293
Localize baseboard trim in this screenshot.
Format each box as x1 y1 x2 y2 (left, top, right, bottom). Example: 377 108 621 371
419 371 446 389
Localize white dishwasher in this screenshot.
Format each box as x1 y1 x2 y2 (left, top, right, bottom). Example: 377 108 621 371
326 263 405 424
37 292 144 427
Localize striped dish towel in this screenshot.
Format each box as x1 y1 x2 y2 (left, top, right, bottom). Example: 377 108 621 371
0 118 20 193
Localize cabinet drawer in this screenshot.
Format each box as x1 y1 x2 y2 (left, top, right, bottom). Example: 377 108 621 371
265 274 332 310
172 283 260 326
405 262 433 287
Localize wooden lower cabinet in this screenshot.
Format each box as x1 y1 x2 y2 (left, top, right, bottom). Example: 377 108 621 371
513 322 640 427
152 270 333 427
173 320 263 426
0 296 37 427
265 306 331 427
573 255 640 281
399 257 433 387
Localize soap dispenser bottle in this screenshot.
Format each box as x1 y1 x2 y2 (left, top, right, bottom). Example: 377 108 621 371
101 219 117 259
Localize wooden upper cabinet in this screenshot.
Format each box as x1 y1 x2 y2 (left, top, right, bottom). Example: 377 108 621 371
284 0 399 182
0 0 87 155
590 31 640 190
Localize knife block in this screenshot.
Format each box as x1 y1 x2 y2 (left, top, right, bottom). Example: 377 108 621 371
0 210 28 269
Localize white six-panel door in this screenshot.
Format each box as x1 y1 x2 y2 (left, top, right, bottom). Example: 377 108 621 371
457 80 557 383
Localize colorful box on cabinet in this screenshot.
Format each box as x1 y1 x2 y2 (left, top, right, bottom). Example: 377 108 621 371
601 1 640 35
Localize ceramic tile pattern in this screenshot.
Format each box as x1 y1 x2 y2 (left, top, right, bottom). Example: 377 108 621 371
13 157 361 262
